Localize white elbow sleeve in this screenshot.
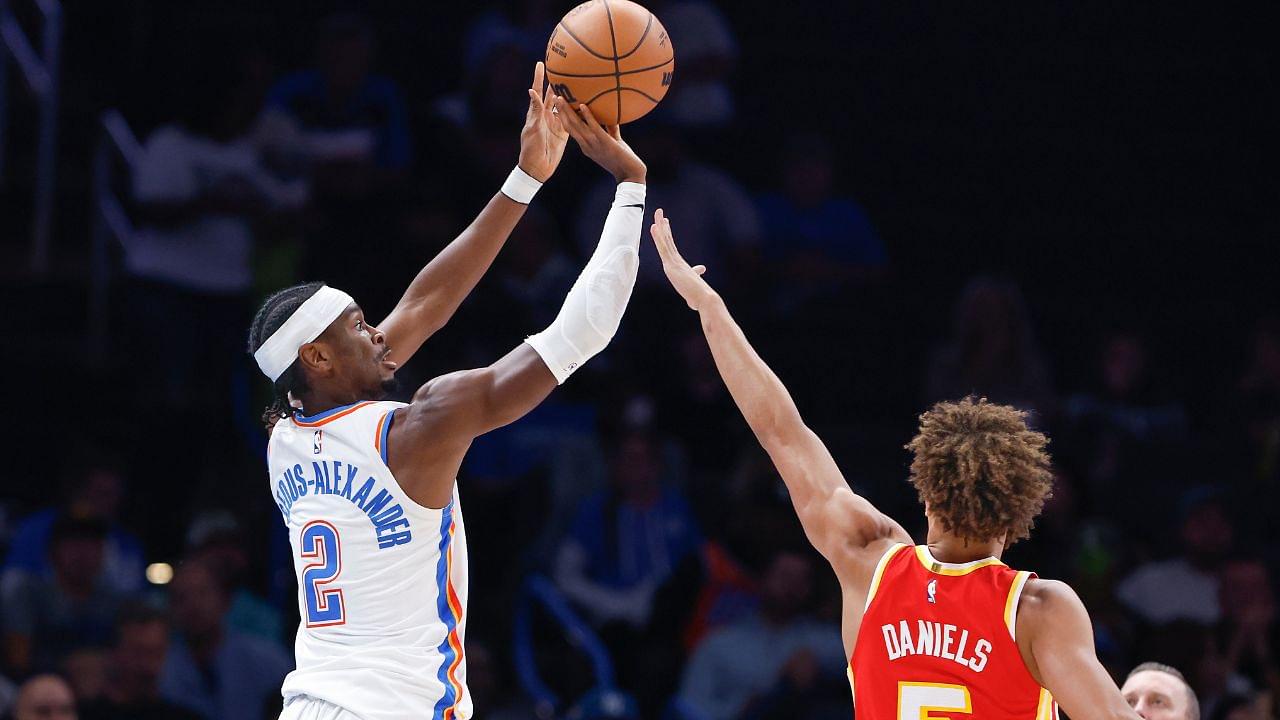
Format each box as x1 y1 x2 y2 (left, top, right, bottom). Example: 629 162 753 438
525 182 645 383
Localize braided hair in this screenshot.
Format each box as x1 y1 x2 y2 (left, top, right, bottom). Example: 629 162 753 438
247 282 325 429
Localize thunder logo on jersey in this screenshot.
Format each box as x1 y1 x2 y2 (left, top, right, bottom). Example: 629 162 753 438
274 459 414 549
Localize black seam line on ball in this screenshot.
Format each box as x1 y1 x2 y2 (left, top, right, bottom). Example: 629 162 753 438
618 12 654 59
557 21 613 61
602 0 623 124
582 84 664 107
546 56 673 79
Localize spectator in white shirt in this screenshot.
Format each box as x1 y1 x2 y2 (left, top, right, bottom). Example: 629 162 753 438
125 51 304 412
1118 487 1233 626
675 549 846 720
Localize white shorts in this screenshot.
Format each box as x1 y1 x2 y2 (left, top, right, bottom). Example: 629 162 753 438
278 695 362 720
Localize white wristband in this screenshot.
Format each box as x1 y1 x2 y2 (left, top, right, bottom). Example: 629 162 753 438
501 165 543 204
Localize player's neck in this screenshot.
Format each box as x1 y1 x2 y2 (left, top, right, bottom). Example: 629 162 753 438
924 532 1006 565
297 388 361 418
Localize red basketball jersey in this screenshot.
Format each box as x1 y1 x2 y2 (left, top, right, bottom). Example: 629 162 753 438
849 544 1058 719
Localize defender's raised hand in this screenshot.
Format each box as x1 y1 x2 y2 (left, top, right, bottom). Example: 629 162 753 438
554 97 646 184
518 62 569 182
651 209 716 312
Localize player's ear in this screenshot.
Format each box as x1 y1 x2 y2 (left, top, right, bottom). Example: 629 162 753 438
298 342 332 375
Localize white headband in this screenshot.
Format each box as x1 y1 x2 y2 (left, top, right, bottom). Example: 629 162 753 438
253 286 355 381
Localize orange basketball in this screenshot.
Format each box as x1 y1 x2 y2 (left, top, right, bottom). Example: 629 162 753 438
545 0 675 125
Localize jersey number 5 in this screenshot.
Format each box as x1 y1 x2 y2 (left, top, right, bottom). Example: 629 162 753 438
301 521 346 627
899 681 972 720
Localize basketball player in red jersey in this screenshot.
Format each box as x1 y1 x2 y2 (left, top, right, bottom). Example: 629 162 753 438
650 210 1141 719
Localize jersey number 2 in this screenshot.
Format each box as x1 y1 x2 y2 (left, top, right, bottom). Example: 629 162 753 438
301 521 346 627
899 681 972 719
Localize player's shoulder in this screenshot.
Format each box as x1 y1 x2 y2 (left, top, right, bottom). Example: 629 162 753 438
1020 577 1079 606
836 536 912 606
1017 577 1089 631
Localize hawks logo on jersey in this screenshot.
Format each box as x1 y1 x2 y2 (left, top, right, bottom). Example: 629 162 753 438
850 544 1059 719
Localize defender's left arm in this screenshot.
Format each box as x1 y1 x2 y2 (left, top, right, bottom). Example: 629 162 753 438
650 211 910 576
378 63 567 365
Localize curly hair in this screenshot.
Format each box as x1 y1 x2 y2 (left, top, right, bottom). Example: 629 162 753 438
905 397 1053 545
247 282 325 429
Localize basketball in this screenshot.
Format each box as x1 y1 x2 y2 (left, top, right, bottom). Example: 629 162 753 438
545 0 675 125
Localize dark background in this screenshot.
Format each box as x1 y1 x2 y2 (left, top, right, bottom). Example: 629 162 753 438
1 1 1277 719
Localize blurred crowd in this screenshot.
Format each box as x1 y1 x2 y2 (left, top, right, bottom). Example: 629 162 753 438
2 2 1277 720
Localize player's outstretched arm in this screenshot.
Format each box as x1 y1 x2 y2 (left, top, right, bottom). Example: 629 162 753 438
377 62 568 366
386 120 646 508
651 212 910 574
1017 579 1141 720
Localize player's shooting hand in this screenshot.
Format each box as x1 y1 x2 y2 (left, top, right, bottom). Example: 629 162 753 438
519 62 569 182
651 209 717 312
553 97 646 184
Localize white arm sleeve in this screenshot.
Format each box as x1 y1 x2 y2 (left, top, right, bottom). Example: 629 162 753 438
525 182 645 383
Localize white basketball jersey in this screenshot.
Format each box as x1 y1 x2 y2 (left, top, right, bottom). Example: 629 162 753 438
266 400 472 720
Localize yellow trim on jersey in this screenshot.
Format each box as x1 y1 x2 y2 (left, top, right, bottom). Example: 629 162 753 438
914 545 1006 576
847 665 855 703
1004 570 1033 640
865 543 909 610
1034 688 1056 720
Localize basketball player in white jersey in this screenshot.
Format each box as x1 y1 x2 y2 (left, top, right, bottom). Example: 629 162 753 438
247 66 647 720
